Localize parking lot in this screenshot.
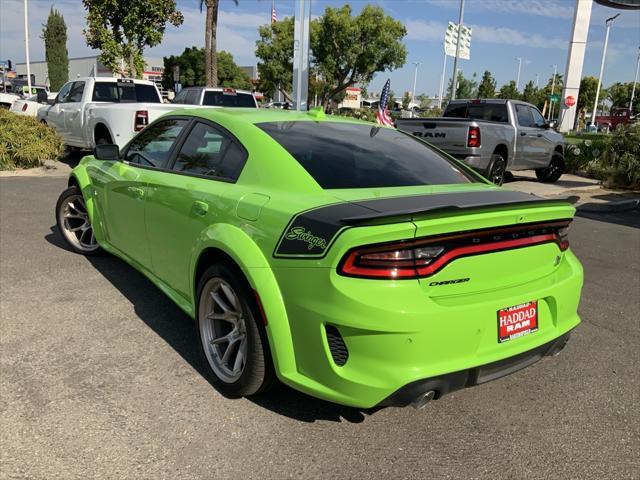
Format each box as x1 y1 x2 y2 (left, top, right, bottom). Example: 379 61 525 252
1 176 638 479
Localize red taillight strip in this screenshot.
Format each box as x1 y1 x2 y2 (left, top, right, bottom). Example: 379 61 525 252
338 220 571 280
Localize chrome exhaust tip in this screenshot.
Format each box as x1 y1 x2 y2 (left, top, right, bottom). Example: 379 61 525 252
411 390 436 409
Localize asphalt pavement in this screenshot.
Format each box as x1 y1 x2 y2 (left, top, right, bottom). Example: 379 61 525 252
1 176 638 479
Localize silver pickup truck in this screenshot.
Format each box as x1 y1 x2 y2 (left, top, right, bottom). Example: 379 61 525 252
396 99 565 185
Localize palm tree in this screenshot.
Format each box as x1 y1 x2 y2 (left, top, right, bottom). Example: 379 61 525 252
200 0 238 87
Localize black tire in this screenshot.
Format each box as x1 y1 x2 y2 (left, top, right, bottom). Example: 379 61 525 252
535 152 564 183
55 185 102 255
196 263 276 398
486 154 507 186
95 131 113 145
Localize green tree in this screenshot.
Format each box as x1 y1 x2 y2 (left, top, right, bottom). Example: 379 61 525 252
311 5 407 108
402 91 411 110
416 93 432 110
577 76 599 119
83 0 183 78
447 71 477 99
41 8 69 91
607 82 638 114
256 17 294 101
200 0 239 87
521 80 539 104
477 70 496 98
217 51 252 89
498 80 520 100
537 73 564 111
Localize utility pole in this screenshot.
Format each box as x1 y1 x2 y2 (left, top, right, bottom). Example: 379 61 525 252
438 48 447 109
450 0 465 100
23 0 32 94
592 13 620 125
515 57 522 91
535 73 539 88
411 61 420 110
291 0 311 111
547 64 558 121
630 46 639 111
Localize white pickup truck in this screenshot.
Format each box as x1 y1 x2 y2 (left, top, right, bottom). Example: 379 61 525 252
38 77 195 149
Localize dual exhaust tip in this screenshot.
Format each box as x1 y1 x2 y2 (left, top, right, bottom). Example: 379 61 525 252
411 390 436 409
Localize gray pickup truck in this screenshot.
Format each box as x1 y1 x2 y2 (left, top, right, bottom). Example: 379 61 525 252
396 99 565 185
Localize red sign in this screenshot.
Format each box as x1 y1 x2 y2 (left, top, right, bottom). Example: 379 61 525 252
498 301 538 343
564 95 576 108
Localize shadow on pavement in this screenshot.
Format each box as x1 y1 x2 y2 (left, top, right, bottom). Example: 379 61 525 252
507 174 596 189
45 226 380 423
576 210 640 229
58 149 91 169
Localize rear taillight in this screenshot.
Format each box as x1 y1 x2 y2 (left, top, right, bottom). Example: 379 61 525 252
134 110 148 131
22 103 28 112
467 126 481 148
338 220 571 280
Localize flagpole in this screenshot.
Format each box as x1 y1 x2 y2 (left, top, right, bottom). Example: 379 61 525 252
438 47 447 109
24 0 32 94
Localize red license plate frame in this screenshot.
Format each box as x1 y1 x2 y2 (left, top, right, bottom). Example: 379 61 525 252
498 301 538 343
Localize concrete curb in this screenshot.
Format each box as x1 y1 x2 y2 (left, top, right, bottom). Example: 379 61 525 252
577 199 640 213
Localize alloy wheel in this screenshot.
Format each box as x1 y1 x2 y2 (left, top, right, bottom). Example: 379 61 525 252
60 194 99 252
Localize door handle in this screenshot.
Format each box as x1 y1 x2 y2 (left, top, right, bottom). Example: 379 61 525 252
127 186 144 198
193 200 209 216
537 134 543 137
520 132 527 136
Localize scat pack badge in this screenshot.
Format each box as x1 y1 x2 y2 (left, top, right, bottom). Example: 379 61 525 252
285 226 328 251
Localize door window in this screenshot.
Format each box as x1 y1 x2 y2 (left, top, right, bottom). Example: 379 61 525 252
185 89 201 104
529 107 546 128
173 122 247 180
124 119 189 169
515 105 533 127
172 90 188 104
56 82 73 103
66 82 85 103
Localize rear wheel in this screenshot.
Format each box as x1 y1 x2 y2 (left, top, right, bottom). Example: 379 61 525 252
535 152 564 183
196 264 275 397
486 154 507 186
55 186 101 255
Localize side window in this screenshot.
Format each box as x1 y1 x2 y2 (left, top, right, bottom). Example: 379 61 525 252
530 107 546 128
124 119 189 169
56 82 73 103
173 122 247 181
185 89 200 105
515 105 533 127
66 81 85 103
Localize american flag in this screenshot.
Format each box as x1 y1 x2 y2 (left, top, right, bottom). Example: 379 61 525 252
376 79 394 127
271 1 277 23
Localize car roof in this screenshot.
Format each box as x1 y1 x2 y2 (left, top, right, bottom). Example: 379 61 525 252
72 77 156 86
167 107 371 126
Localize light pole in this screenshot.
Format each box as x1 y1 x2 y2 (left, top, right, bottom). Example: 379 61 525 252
547 64 558 121
630 46 639 111
591 13 620 125
450 0 465 100
411 61 421 110
535 73 539 88
515 57 522 91
438 47 447 109
23 0 32 94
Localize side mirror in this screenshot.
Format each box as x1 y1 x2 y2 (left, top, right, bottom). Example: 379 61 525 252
36 90 48 104
94 144 119 161
47 98 56 106
547 120 557 129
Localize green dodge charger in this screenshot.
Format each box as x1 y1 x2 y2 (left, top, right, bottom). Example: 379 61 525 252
55 108 583 409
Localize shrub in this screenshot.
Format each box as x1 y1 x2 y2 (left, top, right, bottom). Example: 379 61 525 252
332 108 377 123
0 109 64 170
565 124 640 189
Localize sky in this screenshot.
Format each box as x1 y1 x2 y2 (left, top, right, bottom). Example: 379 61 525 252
0 0 638 96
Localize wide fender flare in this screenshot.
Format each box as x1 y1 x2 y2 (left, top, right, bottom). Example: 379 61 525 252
190 223 296 377
68 168 106 243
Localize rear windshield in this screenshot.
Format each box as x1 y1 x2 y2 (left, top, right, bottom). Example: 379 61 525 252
257 121 477 189
92 82 160 103
203 91 256 108
444 103 509 123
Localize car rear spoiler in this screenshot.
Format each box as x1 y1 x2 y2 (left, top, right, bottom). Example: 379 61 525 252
339 190 575 225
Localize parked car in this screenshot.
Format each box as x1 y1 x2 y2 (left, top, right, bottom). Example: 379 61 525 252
594 107 634 131
55 108 583 409
263 101 290 109
172 87 258 108
0 91 20 109
396 99 565 185
38 77 202 149
1 85 48 109
9 90 55 116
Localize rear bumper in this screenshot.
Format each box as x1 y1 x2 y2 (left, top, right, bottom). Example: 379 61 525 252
378 331 572 407
450 153 492 172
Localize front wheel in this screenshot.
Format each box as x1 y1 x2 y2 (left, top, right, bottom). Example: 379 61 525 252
55 186 101 255
535 152 564 183
196 264 275 398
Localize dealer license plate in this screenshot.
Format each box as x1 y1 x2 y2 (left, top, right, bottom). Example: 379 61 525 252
498 301 538 343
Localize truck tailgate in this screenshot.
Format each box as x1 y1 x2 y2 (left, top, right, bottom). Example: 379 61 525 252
396 118 471 152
